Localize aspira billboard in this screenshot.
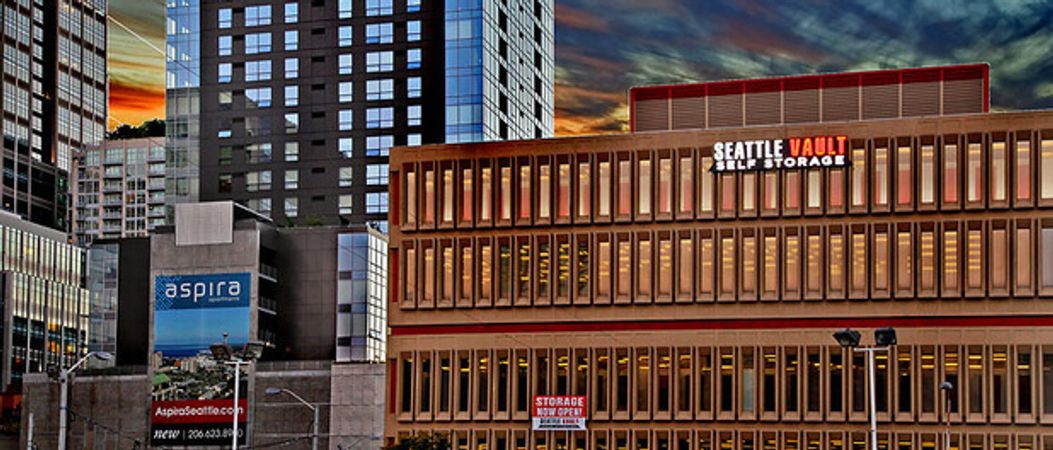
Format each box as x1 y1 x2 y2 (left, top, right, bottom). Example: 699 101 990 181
710 135 849 172
152 272 251 446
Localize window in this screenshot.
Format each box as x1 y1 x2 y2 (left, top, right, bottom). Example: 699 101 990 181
218 36 232 56
850 147 867 207
284 197 299 217
245 143 271 163
944 142 959 203
366 135 393 156
991 140 1007 202
366 51 394 72
366 0 393 16
218 63 232 83
284 30 298 51
638 159 652 215
407 0 420 12
873 146 888 206
339 26 353 46
407 134 421 146
407 48 421 69
245 88 272 108
1043 227 1053 290
284 58 298 78
408 77 422 97
967 142 982 203
1042 140 1053 200
284 170 299 190
284 3 298 23
407 20 421 41
896 145 911 206
339 82 354 102
284 113 299 134
366 107 394 128
366 23 394 44
1016 227 1032 292
284 85 298 106
246 171 272 192
285 142 299 161
700 157 714 212
408 105 422 126
366 79 394 100
245 60 272 81
944 230 959 292
363 198 384 224
338 0 353 18
245 32 272 54
920 144 935 204
245 5 272 27
339 54 353 74
339 167 353 187
339 110 354 130
218 8 232 28
340 195 353 214
366 164 388 185
1017 139 1032 201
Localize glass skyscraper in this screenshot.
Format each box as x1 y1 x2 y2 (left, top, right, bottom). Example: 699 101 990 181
164 0 553 226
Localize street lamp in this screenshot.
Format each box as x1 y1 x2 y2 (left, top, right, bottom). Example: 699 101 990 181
832 328 896 450
265 387 319 450
57 351 113 450
210 336 265 450
939 381 954 450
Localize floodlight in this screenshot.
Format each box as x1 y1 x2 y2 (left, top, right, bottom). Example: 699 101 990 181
874 327 897 346
832 328 861 348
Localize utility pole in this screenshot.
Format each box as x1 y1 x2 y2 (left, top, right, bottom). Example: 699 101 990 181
25 412 33 450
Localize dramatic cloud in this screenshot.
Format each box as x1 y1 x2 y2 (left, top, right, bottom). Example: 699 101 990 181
108 0 165 128
554 0 1053 135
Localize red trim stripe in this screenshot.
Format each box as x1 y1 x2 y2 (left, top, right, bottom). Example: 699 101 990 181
390 314 1053 336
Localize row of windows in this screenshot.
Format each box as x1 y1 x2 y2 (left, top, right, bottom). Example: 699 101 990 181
216 111 418 142
399 133 1053 231
395 344 1053 424
238 191 388 217
392 429 1053 450
399 220 1053 309
217 0 419 29
217 21 421 56
216 49 420 83
220 77 422 109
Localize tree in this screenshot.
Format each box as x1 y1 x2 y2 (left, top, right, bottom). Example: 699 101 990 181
383 433 451 450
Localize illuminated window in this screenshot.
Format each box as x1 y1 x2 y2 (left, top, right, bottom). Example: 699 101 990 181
830 169 844 208
991 228 1008 290
597 240 611 298
742 235 756 295
966 229 982 289
700 236 714 296
920 231 935 291
557 163 571 219
992 346 1008 414
536 238 550 299
992 140 1007 202
636 350 651 411
806 234 821 294
578 162 591 218
944 230 959 292
557 239 571 298
679 156 693 214
442 245 454 302
577 238 590 297
920 144 935 204
442 169 454 224
829 233 844 294
785 234 800 295
480 242 492 302
944 142 959 203
720 174 735 212
896 145 911 206
896 231 911 292
851 147 867 207
423 246 435 304
785 348 799 413
460 246 472 302
405 171 417 225
405 247 417 301
763 172 778 211
498 241 512 300
1041 140 1053 200
631 159 648 217
598 161 611 217
618 160 631 216
873 146 888 206
617 239 631 297
873 230 889 292
658 158 672 214
806 170 820 209
678 238 693 297
518 165 531 220
480 167 492 221
1017 139 1032 201
423 169 435 225
461 168 473 223
518 240 531 299
1016 227 1031 291
499 166 512 220
742 173 756 211
700 157 714 213
658 238 673 296
538 164 551 220
851 231 867 292
967 143 982 203
763 235 778 295
720 236 735 295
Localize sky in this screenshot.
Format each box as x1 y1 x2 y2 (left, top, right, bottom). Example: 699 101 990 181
109 0 1053 134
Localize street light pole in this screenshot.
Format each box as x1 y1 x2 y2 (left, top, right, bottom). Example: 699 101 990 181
57 351 112 450
231 359 242 450
940 381 954 450
210 338 264 450
855 347 888 450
